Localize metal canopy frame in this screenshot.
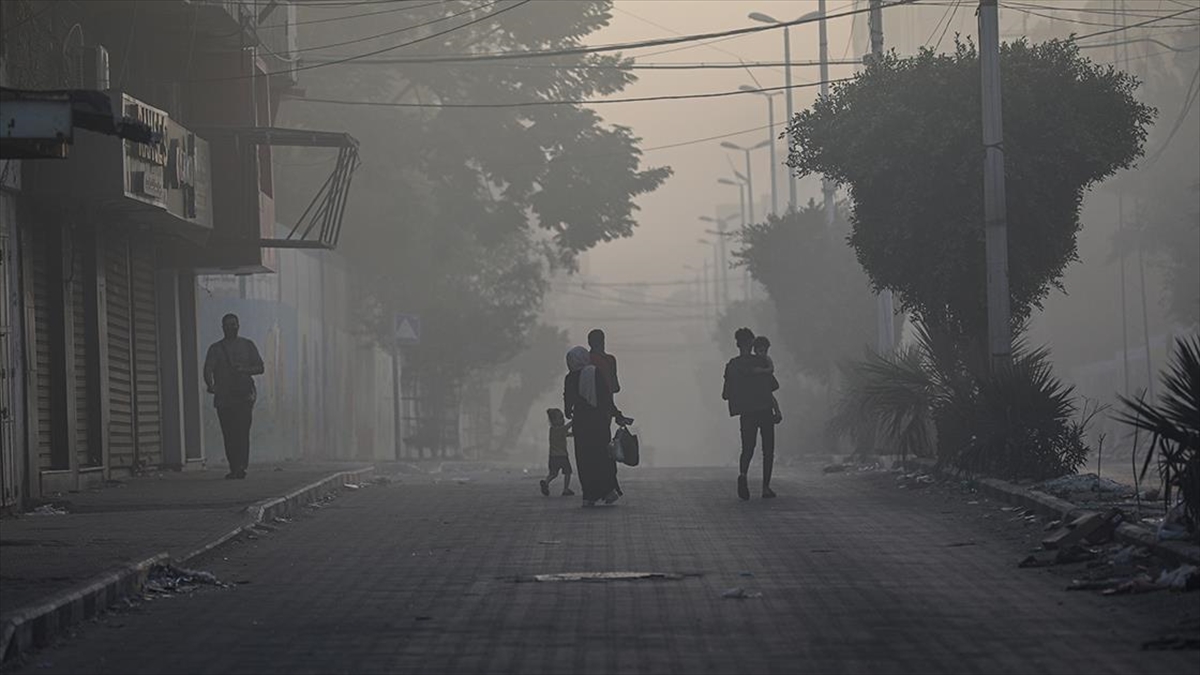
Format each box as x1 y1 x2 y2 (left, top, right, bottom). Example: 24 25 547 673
194 126 360 250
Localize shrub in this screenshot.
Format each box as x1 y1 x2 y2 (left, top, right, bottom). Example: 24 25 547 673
1116 336 1200 537
832 323 1095 480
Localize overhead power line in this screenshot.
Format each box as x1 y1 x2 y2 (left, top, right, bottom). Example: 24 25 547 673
283 0 500 54
190 0 532 82
1072 6 1200 42
292 76 852 108
302 57 864 70
288 0 918 68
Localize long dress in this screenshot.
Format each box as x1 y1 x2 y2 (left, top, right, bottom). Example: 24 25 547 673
564 370 618 502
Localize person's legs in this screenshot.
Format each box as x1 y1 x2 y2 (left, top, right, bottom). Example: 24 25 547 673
737 414 757 500
541 462 560 496
561 467 573 495
216 407 237 478
232 404 252 477
761 417 776 497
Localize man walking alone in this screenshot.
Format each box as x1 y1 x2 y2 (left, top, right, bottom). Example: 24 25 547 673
203 313 264 479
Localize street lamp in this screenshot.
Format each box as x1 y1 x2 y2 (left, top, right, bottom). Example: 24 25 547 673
701 213 736 309
721 138 771 224
750 2 833 222
739 85 783 216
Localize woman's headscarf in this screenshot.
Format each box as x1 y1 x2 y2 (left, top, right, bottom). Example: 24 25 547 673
566 345 598 408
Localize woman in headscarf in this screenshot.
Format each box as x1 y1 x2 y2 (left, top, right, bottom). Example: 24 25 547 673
564 346 622 506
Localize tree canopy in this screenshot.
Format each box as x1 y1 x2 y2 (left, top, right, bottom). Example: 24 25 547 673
275 1 670 406
734 202 892 383
786 39 1155 345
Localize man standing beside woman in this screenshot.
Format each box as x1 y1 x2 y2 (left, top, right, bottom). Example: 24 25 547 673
722 327 780 500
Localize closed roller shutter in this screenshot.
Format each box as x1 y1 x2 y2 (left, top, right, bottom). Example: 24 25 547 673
105 235 135 470
129 240 161 467
31 230 54 470
71 242 94 467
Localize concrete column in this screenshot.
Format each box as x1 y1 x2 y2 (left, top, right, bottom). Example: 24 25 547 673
156 269 186 469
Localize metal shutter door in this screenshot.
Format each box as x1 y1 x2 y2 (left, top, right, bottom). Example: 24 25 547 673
130 240 161 467
105 235 135 470
71 243 93 467
31 230 53 470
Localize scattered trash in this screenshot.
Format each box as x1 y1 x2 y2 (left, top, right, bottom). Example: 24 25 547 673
1054 545 1100 565
1041 508 1124 550
144 564 226 596
344 483 362 490
1157 503 1191 542
26 504 69 516
1156 564 1199 591
531 572 684 582
1036 473 1133 500
721 587 763 600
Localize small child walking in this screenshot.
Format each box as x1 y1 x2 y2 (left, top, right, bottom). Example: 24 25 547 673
752 335 783 425
540 408 575 497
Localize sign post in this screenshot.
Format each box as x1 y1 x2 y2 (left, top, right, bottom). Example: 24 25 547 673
392 314 420 460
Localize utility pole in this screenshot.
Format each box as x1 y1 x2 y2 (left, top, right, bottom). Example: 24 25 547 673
819 0 836 229
979 0 1012 368
785 26 796 212
869 0 896 355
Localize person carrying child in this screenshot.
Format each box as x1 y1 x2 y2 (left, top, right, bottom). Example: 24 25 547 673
540 408 576 497
752 335 783 426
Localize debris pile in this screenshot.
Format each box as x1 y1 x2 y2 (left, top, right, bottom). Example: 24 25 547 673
1035 473 1134 501
144 564 227 597
26 504 69 516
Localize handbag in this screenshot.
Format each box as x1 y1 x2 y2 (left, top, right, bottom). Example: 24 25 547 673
609 426 640 467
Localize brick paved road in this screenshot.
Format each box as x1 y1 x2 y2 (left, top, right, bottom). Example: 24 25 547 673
11 467 1197 675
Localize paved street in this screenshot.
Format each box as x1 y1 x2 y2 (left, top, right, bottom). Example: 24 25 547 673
10 466 1197 675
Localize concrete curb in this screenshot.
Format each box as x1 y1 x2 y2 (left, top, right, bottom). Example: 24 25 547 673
906 459 1200 566
0 466 375 665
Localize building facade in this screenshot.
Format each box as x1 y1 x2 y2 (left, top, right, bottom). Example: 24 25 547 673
0 0 359 511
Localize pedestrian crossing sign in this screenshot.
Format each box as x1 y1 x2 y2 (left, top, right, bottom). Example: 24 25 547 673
394 313 421 345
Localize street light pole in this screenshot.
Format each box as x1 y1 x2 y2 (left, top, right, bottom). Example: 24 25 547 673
869 0 895 356
783 26 795 212
979 0 1012 368
749 11 797 212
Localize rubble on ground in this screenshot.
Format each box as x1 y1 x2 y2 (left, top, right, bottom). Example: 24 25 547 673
143 564 227 597
1035 473 1134 501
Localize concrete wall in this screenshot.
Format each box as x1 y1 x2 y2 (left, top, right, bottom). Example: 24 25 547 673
196 247 394 464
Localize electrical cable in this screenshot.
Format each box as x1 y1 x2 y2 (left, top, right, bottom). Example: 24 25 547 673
1072 5 1200 41
279 0 917 70
933 0 965 52
189 0 532 82
280 0 498 55
292 76 851 109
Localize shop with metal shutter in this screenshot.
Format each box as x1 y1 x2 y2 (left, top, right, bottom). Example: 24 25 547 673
104 234 162 473
29 226 58 471
130 239 162 468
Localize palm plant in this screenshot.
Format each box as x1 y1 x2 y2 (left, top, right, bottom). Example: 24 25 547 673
1116 336 1200 536
829 344 941 466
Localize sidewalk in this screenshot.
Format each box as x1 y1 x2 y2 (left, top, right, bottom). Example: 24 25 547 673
0 462 372 613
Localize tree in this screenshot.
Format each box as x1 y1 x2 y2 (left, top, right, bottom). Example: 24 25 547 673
275 2 670 448
734 202 890 383
493 323 570 455
786 39 1154 347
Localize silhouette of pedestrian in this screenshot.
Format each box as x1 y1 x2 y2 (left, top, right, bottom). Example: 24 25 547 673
203 313 264 479
722 327 780 500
